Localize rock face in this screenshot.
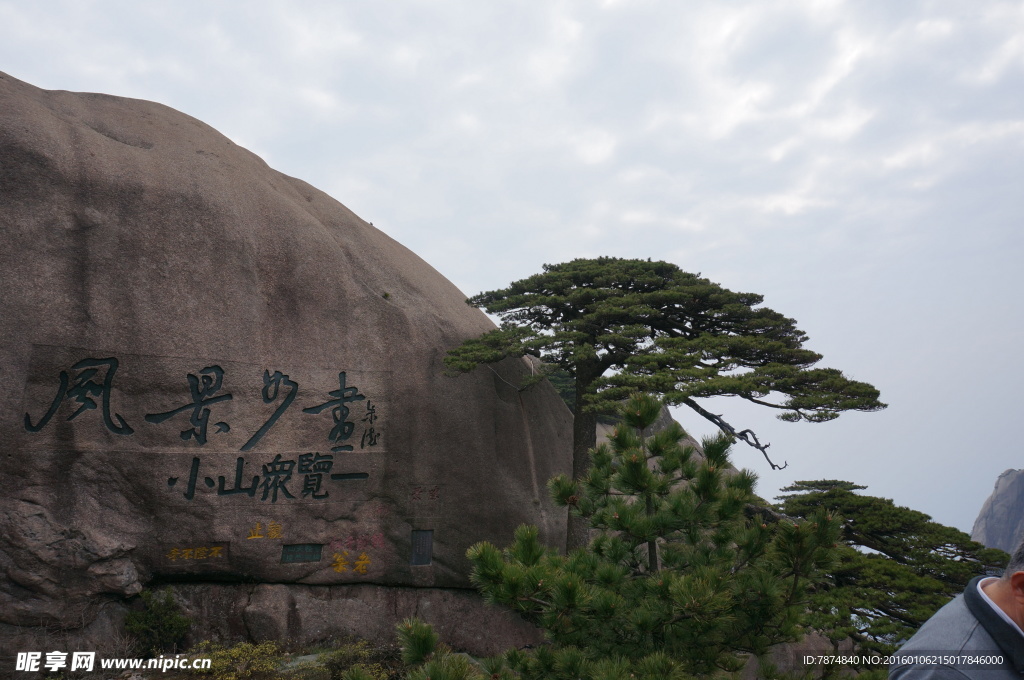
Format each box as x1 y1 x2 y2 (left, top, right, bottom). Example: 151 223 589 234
0 583 545 659
0 71 571 648
971 469 1024 553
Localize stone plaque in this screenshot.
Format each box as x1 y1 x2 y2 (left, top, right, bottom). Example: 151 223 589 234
280 543 324 564
411 530 433 566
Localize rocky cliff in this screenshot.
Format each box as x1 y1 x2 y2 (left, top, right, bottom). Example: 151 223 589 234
0 71 570 653
971 469 1024 553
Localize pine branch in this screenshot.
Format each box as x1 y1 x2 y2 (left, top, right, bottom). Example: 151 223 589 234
519 595 554 608
682 398 788 470
741 395 807 415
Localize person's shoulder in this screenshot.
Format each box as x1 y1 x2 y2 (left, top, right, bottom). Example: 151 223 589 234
889 594 1009 680
898 594 985 653
890 665 974 680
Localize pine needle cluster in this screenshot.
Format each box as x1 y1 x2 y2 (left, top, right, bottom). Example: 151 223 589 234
776 480 1009 659
410 393 842 680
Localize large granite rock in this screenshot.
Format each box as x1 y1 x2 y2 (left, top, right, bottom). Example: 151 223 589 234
0 71 571 648
971 469 1024 553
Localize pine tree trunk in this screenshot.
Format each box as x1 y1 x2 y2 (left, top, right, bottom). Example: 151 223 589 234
646 494 659 571
566 369 599 553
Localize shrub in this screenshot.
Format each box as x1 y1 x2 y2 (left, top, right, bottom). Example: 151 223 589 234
319 640 391 680
192 640 283 680
124 588 191 657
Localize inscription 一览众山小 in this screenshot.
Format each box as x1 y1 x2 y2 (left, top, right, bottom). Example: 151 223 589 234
166 455 369 503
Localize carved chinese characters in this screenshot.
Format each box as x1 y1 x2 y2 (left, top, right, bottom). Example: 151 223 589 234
168 454 369 504
22 348 388 456
25 357 133 435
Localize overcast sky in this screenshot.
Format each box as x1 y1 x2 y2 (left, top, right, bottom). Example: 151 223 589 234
3 1 1022 534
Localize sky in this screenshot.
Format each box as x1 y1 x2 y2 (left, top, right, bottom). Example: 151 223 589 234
2 0 1022 534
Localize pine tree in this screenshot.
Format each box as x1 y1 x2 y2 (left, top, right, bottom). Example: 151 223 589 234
776 480 1008 659
445 257 885 550
449 394 840 680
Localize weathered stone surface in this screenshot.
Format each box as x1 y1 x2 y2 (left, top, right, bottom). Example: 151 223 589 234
176 583 544 656
971 469 1024 553
0 583 544 659
0 70 571 646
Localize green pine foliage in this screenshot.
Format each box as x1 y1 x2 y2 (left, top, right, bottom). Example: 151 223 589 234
445 256 884 437
421 394 841 680
445 257 885 550
394 619 488 680
776 480 1009 658
396 618 440 667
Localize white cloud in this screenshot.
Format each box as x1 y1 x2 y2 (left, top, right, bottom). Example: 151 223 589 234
972 33 1024 83
274 6 363 58
812 107 875 140
524 6 585 88
620 209 705 232
915 18 955 40
295 87 346 115
390 45 424 75
570 127 617 164
882 141 939 170
882 120 1024 178
755 172 832 215
766 26 874 126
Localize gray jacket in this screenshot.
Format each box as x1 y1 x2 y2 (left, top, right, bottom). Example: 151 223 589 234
889 576 1024 679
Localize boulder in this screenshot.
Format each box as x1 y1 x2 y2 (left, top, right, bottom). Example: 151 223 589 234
0 71 571 649
971 469 1024 553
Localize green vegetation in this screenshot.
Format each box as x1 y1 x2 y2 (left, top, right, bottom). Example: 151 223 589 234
319 639 399 680
190 640 283 679
777 480 1008 661
542 364 620 425
395 619 483 680
396 395 841 680
445 257 885 550
124 588 191 657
